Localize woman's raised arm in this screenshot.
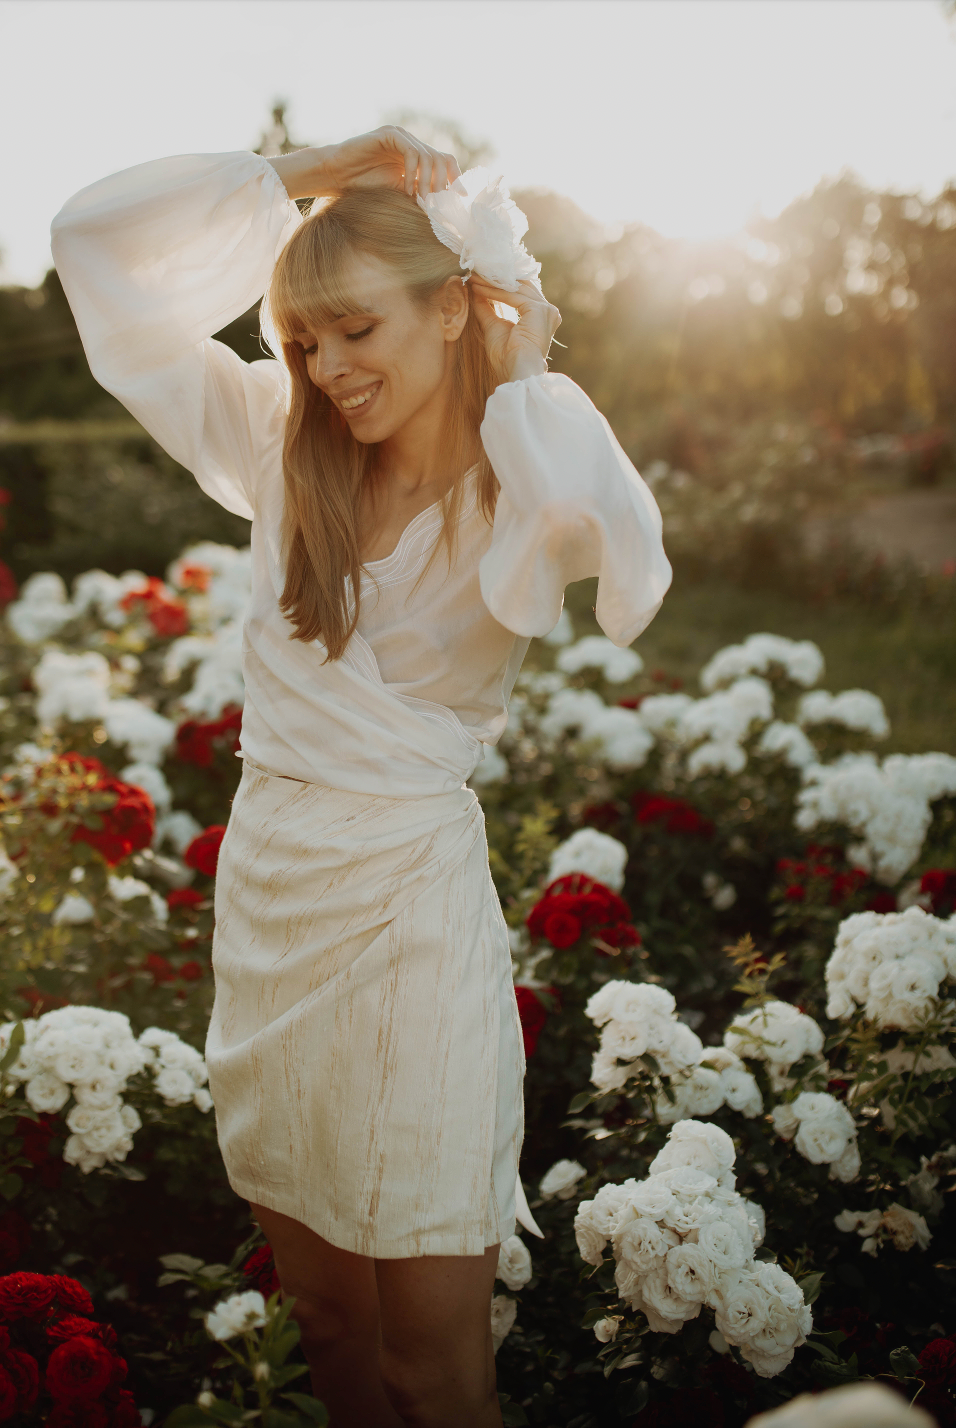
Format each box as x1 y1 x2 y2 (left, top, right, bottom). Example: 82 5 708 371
51 152 301 518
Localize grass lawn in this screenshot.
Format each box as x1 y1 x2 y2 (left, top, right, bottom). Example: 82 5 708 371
564 573 956 755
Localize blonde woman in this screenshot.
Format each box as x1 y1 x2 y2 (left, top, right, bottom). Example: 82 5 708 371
52 127 672 1427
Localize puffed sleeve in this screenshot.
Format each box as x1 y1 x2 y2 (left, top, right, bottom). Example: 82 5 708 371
477 373 673 646
50 151 302 520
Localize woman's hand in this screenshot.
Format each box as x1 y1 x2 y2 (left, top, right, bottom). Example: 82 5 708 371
469 278 562 385
268 127 460 201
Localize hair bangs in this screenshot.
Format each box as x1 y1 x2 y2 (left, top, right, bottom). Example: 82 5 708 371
265 212 371 354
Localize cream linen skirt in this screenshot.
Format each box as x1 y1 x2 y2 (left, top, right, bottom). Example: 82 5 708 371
204 760 525 1259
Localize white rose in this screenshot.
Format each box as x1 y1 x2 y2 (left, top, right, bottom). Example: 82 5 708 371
665 1242 718 1303
713 1269 772 1343
720 1067 763 1118
592 1316 621 1343
538 1159 586 1201
640 1264 701 1324
626 1178 677 1221
547 828 629 893
490 1294 517 1353
62 1133 107 1174
24 1071 70 1114
193 1088 214 1113
740 1198 766 1247
829 1140 861 1184
614 1217 679 1272
676 1068 724 1118
881 1203 931 1252
72 1074 124 1110
206 1291 268 1342
496 1235 532 1291
53 1045 101 1085
120 1103 142 1133
155 1067 197 1106
573 1214 608 1267
696 1220 750 1272
77 1108 127 1154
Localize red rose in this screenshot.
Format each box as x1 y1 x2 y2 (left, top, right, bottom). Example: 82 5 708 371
177 563 211 593
166 888 204 911
919 1337 956 1386
865 892 897 914
47 1402 111 1428
0 1272 55 1320
176 707 242 767
184 825 226 878
112 1389 141 1427
0 562 16 609
52 1277 94 1317
4 1348 38 1412
63 757 155 867
15 1116 56 1167
784 884 806 902
178 961 203 981
580 800 624 832
594 921 642 954
631 791 714 838
514 986 548 1058
45 1336 114 1403
921 868 956 915
617 696 642 710
119 579 189 639
541 910 582 949
243 1245 280 1297
0 1368 16 1422
144 954 174 985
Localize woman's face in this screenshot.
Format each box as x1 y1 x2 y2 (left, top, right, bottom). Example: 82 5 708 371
292 252 467 444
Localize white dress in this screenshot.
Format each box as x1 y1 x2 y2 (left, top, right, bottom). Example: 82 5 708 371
51 151 672 1258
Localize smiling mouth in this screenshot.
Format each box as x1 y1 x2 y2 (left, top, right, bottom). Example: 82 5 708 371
339 381 382 413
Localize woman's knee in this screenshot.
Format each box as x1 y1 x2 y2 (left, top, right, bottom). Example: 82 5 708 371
378 1339 496 1419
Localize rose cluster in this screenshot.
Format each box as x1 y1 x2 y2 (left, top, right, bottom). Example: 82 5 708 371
796 688 890 740
796 751 956 885
573 1120 812 1376
0 1270 137 1425
584 979 763 1117
526 874 641 956
1 1005 212 1174
699 633 825 693
771 1092 861 1183
723 1000 826 1093
825 906 956 1028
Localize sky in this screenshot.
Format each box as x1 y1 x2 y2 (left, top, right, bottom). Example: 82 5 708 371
2 0 955 286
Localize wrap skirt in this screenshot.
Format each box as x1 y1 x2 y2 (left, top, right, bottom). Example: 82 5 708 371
204 761 525 1258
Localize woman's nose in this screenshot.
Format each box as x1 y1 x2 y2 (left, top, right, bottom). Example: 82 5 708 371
311 343 351 388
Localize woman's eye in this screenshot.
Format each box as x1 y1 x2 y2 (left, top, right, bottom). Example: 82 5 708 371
301 344 317 357
345 326 374 342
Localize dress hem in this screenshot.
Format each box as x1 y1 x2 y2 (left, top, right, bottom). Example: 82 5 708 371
234 1178 516 1259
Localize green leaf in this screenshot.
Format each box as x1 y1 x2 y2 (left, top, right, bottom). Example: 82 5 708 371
163 1408 214 1427
0 1023 24 1076
500 1404 529 1427
0 1174 22 1201
198 1264 233 1279
159 1253 206 1273
282 1394 329 1424
567 1092 593 1115
890 1346 921 1380
798 1271 824 1305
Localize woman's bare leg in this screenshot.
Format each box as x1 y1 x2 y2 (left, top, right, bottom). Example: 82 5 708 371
249 1203 403 1428
375 1243 503 1428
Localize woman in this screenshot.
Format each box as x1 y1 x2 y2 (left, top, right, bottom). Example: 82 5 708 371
51 126 672 1427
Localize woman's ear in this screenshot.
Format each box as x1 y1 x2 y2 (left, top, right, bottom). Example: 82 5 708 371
438 275 470 343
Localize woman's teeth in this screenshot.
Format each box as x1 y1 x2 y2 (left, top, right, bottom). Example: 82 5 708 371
341 384 380 410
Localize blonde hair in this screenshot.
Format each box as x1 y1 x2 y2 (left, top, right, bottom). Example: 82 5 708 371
263 187 500 659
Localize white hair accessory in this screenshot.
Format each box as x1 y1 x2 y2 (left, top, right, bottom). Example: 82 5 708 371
417 167 542 293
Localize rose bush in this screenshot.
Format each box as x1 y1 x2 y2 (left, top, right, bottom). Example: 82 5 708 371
0 543 954 1424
